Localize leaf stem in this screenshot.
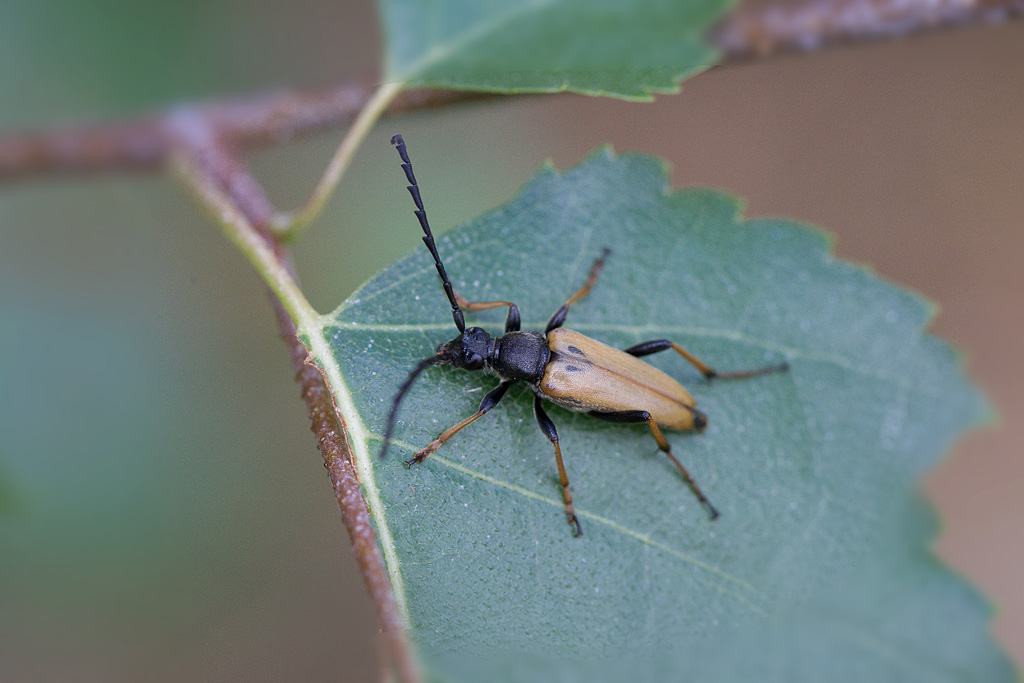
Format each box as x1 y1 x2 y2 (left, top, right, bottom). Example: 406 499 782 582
172 149 318 328
273 80 404 241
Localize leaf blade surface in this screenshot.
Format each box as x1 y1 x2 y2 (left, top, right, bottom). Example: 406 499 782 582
380 0 730 99
313 150 1009 680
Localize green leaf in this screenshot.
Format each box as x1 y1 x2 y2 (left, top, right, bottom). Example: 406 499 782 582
379 0 730 99
307 150 1011 680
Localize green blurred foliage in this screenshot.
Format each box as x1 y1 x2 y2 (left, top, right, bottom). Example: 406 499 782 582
0 1 438 679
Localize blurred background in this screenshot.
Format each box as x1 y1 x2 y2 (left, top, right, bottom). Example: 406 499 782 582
0 1 1021 680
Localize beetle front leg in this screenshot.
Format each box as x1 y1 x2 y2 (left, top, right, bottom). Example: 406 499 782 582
534 396 583 537
623 339 788 381
454 292 521 333
589 409 720 520
407 380 513 466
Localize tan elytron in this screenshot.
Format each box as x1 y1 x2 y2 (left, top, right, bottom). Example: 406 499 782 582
542 328 698 431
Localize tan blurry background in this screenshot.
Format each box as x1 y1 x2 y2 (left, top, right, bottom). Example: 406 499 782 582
0 2 1020 680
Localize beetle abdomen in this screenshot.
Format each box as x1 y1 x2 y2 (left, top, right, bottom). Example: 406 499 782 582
540 328 698 431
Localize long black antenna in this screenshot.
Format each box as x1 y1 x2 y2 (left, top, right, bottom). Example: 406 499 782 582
380 353 448 460
391 134 465 333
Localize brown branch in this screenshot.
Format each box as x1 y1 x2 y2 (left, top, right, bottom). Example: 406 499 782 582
275 298 420 683
168 113 420 682
712 0 1024 59
1 0 1020 182
0 87 481 181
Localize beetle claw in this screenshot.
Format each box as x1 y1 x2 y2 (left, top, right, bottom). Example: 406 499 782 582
568 514 584 537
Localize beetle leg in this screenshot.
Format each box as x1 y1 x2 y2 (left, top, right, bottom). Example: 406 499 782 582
545 248 611 334
454 292 521 333
534 396 583 537
647 420 720 520
406 380 513 466
623 339 788 381
589 409 720 520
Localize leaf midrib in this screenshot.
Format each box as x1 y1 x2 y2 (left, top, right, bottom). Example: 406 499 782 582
300 321 414 626
322 319 935 398
388 0 557 81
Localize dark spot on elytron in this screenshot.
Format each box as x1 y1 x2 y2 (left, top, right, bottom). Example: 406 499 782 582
564 365 582 372
567 345 586 356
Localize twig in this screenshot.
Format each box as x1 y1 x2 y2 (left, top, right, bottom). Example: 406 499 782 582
275 301 421 683
712 0 1024 59
168 110 421 683
273 81 404 240
0 0 1019 182
0 86 480 181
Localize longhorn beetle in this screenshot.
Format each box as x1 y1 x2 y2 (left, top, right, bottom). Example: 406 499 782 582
383 134 788 536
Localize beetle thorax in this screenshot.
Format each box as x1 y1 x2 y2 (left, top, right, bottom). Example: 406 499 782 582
491 330 550 384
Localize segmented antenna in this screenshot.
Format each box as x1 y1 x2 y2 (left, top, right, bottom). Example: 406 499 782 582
391 134 465 333
380 353 447 460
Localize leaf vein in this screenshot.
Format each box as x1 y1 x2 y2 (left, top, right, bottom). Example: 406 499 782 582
376 435 768 615
324 320 942 397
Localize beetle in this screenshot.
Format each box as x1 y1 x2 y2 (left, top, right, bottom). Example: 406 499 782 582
382 134 788 536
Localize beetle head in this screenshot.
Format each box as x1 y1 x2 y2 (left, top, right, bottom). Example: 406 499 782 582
437 326 491 371
380 327 492 461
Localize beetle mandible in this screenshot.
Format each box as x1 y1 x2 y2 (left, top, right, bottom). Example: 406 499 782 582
382 134 788 537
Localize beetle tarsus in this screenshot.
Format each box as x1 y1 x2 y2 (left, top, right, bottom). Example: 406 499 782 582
415 446 435 462
712 361 790 380
406 448 432 467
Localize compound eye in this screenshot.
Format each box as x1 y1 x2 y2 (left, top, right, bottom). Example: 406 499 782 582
464 352 485 370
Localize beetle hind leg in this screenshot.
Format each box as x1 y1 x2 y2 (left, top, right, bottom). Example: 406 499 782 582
623 339 788 381
534 396 583 536
589 409 719 520
648 420 720 520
